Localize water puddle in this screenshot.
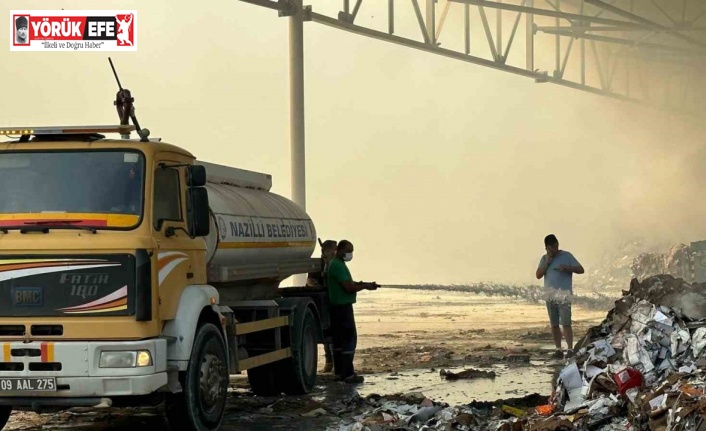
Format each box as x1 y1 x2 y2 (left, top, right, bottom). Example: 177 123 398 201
355 361 560 406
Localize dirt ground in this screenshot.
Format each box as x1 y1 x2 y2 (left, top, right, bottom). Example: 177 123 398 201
4 287 610 430
350 287 608 374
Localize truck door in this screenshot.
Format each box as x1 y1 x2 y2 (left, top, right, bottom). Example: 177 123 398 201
152 158 206 321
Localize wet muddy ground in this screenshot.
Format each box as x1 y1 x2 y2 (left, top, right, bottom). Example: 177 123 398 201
5 369 561 431
4 288 608 430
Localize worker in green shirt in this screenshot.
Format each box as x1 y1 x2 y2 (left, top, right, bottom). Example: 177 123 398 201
327 240 379 384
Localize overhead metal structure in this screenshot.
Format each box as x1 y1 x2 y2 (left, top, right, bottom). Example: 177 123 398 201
238 0 706 210
242 0 705 114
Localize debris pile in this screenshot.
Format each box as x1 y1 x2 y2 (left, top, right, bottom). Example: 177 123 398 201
577 241 696 292
631 244 694 284
551 274 706 431
333 275 706 431
578 241 649 292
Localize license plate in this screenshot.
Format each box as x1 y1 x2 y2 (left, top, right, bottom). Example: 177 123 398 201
0 378 56 392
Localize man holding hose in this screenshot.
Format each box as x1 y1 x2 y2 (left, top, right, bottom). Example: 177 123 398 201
327 240 379 384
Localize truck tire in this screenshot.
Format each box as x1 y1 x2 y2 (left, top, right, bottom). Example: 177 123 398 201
279 307 318 395
0 406 10 430
246 364 282 396
166 323 229 431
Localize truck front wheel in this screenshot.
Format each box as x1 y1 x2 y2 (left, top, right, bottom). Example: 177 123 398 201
166 323 229 431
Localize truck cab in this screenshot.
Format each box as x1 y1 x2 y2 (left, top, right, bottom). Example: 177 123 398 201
0 125 327 431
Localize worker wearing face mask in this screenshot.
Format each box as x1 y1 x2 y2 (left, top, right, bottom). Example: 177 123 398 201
327 240 379 384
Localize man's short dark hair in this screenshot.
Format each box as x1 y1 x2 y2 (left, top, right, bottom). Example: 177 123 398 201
337 240 352 252
544 234 558 246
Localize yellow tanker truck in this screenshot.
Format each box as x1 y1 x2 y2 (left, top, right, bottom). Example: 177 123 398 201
0 88 330 431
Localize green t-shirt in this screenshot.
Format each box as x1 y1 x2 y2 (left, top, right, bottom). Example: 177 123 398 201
327 257 356 305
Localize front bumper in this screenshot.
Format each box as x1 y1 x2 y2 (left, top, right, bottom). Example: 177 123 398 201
0 339 168 399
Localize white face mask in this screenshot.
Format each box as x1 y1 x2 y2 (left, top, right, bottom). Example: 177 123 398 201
343 253 353 262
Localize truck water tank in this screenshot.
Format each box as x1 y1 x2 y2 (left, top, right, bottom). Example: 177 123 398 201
198 162 317 268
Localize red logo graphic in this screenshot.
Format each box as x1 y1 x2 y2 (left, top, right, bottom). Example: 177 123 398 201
115 14 134 46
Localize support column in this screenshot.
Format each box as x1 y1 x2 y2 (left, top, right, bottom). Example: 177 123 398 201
427 0 436 45
289 0 307 286
526 0 534 71
289 0 306 211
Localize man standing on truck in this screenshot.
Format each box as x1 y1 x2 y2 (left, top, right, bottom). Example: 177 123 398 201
536 234 584 359
124 166 141 214
307 239 337 373
327 240 379 383
100 164 141 214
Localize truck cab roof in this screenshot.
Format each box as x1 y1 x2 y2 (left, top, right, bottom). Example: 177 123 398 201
0 125 195 159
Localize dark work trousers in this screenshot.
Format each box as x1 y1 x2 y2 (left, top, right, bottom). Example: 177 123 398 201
330 303 357 378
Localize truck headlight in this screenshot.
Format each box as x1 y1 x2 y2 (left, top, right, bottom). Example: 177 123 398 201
100 350 152 368
136 350 153 367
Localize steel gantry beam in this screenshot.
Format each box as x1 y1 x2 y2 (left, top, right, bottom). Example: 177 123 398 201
239 0 705 116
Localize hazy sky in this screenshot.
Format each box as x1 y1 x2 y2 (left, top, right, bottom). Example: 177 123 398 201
2 0 705 286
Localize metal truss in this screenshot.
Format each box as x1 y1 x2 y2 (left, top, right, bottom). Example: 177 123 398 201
241 0 706 116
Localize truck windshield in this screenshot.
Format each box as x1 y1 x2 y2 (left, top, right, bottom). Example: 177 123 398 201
0 150 145 229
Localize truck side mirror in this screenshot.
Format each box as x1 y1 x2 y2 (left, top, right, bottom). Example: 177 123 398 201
188 187 210 237
187 165 207 187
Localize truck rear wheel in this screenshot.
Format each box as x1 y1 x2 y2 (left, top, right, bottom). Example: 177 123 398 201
279 307 318 395
166 323 229 431
0 406 11 430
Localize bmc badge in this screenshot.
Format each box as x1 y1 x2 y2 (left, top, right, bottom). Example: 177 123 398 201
11 10 137 51
12 287 43 307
